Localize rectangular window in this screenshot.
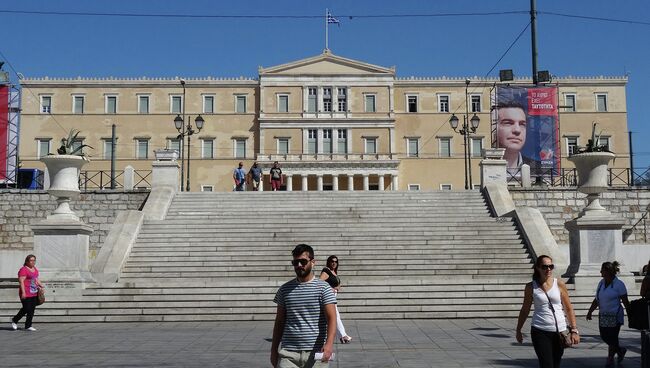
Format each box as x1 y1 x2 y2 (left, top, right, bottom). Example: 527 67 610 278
598 137 611 151
136 139 149 159
337 87 347 112
236 95 247 113
408 138 419 158
564 94 576 112
70 139 83 154
322 129 332 154
471 138 483 158
471 95 482 113
365 94 376 113
103 139 113 160
37 139 50 158
203 95 214 114
307 87 317 113
407 95 418 113
440 184 452 191
171 96 182 114
235 139 246 158
278 138 289 154
566 136 579 155
596 94 608 112
168 138 181 153
438 94 450 113
408 184 420 191
73 95 84 114
323 87 332 112
106 95 117 114
138 95 150 114
278 95 289 113
307 129 317 154
40 96 52 114
201 185 214 192
337 129 347 154
439 137 451 157
365 138 377 154
202 139 214 159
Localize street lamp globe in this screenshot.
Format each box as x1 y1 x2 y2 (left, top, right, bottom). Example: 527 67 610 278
174 115 184 131
470 114 480 130
449 114 460 130
194 115 205 131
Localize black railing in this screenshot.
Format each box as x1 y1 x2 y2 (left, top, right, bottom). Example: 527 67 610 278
78 170 151 190
133 170 152 189
507 167 650 187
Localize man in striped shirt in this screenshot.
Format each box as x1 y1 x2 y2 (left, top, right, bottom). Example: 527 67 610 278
271 244 337 367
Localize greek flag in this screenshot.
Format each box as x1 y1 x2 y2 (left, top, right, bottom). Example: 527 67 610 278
327 12 340 26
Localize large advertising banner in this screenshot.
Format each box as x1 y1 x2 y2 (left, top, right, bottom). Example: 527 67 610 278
492 85 560 172
0 85 8 182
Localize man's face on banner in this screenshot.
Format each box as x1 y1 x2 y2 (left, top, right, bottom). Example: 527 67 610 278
497 107 527 153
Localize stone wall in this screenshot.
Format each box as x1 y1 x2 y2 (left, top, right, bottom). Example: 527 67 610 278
0 190 149 255
510 188 650 244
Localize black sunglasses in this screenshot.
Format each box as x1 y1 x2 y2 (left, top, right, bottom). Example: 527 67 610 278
540 264 555 270
329 260 338 263
291 259 311 267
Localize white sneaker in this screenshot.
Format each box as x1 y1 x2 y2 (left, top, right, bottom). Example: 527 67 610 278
25 327 36 331
10 319 17 330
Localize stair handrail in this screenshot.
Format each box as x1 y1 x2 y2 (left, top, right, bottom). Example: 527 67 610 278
623 204 650 243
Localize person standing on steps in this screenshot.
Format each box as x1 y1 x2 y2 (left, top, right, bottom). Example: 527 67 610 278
10 255 43 331
586 261 630 366
269 161 283 191
271 244 337 367
233 162 246 191
516 255 580 368
248 161 263 191
320 255 352 344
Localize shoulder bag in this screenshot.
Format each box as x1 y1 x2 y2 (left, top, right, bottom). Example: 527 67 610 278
541 282 572 348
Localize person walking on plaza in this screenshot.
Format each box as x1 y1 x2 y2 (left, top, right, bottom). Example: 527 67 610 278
10 254 43 331
640 259 650 298
516 255 580 368
271 244 337 367
586 261 630 366
248 161 263 191
319 255 352 344
269 161 283 191
233 162 246 191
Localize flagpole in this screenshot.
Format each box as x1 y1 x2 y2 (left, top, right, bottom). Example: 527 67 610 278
325 8 329 50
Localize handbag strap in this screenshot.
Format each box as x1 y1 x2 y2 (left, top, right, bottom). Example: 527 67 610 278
538 279 561 333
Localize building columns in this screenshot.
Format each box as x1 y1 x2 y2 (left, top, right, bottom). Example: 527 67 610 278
347 174 354 191
286 174 293 191
301 175 308 191
392 175 399 191
378 175 385 191
317 174 323 191
363 174 369 191
332 175 339 191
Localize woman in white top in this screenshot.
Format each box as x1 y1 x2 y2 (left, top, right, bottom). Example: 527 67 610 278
516 255 580 368
586 261 630 366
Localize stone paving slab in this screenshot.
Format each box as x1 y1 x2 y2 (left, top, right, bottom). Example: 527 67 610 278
0 318 642 367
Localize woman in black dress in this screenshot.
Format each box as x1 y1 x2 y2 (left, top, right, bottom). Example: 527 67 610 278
320 255 352 343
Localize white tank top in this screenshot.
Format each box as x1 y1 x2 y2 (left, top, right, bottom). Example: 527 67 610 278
531 278 567 332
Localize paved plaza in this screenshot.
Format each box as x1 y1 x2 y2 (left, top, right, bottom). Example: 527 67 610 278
0 318 643 367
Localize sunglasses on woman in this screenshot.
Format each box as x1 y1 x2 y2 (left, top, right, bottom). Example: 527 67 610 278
540 264 555 270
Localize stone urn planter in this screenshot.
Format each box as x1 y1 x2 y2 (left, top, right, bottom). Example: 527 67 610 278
41 154 89 221
568 151 615 217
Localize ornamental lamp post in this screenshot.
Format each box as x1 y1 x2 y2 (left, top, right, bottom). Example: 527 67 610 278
449 81 480 190
174 114 205 192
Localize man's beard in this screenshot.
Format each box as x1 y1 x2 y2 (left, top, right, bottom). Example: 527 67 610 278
294 267 312 278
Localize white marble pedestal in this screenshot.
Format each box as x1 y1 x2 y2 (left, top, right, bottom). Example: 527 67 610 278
32 220 95 293
564 215 633 291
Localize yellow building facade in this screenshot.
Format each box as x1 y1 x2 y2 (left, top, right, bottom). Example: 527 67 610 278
18 51 630 191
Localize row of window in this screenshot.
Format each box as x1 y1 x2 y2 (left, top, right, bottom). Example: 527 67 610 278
566 136 610 154
39 91 611 115
40 94 248 114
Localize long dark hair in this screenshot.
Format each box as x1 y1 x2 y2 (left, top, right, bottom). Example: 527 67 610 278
532 255 552 284
326 255 339 273
24 254 36 266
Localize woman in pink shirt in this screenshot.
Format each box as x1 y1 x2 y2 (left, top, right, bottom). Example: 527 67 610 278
10 254 43 331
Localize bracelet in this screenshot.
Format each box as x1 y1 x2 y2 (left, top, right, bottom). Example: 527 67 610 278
570 330 579 335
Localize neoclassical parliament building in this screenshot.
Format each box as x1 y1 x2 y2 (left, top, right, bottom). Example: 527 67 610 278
18 51 630 191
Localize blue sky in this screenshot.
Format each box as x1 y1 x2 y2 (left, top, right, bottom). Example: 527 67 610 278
2 0 649 170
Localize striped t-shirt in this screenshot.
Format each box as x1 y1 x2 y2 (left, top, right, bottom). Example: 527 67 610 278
274 277 337 351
